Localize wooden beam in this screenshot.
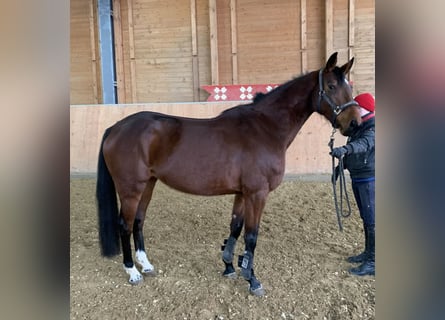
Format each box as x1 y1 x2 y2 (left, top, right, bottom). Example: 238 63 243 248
190 0 200 101
190 0 198 56
348 0 355 83
300 0 307 73
113 0 126 103
348 0 355 48
230 0 238 84
209 0 219 85
325 0 333 60
89 0 99 103
127 0 137 102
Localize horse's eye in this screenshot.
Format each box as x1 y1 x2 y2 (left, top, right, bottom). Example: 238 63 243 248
328 84 335 90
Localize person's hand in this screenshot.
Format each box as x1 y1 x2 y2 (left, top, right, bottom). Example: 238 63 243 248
330 146 348 159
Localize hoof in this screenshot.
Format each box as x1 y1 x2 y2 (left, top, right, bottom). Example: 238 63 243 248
135 251 155 275
248 274 264 296
249 284 265 296
142 269 157 276
223 270 237 279
223 262 236 279
124 265 143 285
128 274 143 285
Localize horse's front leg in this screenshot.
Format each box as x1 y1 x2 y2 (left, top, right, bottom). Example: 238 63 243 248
238 190 268 296
222 194 244 278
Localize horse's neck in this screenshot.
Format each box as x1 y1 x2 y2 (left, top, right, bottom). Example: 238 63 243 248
257 71 317 148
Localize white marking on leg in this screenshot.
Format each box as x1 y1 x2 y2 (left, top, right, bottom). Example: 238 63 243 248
136 250 155 273
123 265 143 284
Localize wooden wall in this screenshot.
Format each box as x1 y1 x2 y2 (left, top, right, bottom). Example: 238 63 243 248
353 0 375 95
70 0 375 105
70 0 100 104
70 103 347 174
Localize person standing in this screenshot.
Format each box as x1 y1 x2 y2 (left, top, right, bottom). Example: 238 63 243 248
330 93 375 276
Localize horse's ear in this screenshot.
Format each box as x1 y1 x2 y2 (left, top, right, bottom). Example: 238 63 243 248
340 57 354 76
325 52 338 72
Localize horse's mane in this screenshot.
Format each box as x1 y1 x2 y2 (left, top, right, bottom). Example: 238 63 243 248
254 67 347 103
219 66 345 116
219 74 308 117
249 72 312 107
253 92 266 103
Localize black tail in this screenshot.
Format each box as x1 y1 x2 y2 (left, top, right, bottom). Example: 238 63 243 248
96 128 121 257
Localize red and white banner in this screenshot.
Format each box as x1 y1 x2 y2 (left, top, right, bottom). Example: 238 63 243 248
201 84 280 102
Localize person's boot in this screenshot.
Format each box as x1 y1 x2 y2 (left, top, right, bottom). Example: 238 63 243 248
349 225 375 276
347 223 368 263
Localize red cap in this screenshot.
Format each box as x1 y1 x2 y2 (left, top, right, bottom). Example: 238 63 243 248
354 93 375 113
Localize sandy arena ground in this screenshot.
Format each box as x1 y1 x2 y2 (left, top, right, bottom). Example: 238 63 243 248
70 176 375 319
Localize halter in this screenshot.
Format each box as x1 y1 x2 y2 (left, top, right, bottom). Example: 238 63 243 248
317 68 358 125
318 68 355 230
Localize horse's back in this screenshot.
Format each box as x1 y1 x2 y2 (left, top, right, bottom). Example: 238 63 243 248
102 112 183 182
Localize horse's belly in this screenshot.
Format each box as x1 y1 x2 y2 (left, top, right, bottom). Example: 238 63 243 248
155 159 241 196
157 172 240 196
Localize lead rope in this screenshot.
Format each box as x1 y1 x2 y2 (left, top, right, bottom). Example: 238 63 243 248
329 129 352 231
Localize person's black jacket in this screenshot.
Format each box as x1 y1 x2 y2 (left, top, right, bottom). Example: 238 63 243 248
343 117 375 179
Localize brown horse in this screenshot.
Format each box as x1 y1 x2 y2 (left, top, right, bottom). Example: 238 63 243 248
96 52 360 296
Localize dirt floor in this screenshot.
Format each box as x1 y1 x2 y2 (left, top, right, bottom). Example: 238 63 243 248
70 177 375 319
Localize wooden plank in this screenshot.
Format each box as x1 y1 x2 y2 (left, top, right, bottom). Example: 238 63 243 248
230 0 237 55
230 0 238 83
300 0 307 73
349 0 357 34
89 0 99 103
325 0 333 59
192 55 200 101
209 0 219 84
348 0 355 67
113 0 126 103
348 47 354 83
196 0 211 101
190 0 198 56
190 0 200 100
216 0 236 85
127 0 137 102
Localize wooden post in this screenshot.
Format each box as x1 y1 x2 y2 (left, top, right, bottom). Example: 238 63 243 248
209 0 219 85
300 0 307 73
127 0 137 102
113 0 126 103
89 0 99 103
230 0 238 84
325 0 333 60
191 0 200 101
348 0 355 83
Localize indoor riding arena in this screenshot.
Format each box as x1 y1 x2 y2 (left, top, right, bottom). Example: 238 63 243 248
71 0 375 319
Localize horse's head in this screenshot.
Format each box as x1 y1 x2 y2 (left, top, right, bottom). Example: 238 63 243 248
316 52 361 136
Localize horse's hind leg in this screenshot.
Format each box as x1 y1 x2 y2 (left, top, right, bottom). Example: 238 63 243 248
133 177 157 275
118 195 143 285
118 178 153 285
222 194 244 278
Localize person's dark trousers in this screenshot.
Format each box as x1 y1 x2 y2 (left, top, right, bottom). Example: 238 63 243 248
348 179 375 276
347 221 368 263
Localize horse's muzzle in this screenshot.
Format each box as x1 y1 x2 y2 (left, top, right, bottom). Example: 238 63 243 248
342 119 359 136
